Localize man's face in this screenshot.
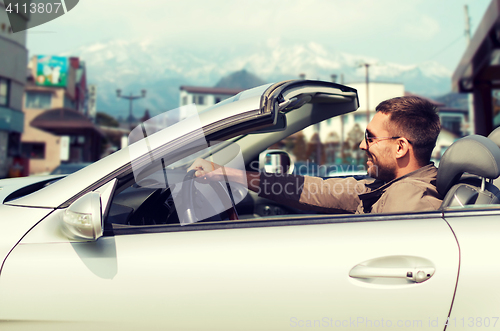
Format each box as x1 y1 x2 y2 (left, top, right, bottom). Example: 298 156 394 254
359 112 398 182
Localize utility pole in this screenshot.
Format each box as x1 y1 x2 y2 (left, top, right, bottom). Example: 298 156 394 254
332 74 343 164
464 4 475 135
464 5 471 43
116 89 147 130
333 74 344 140
359 63 371 123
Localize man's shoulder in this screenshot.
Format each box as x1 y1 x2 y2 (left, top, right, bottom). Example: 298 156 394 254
407 164 438 181
386 172 441 200
390 164 438 192
379 179 442 213
366 165 441 213
387 178 437 194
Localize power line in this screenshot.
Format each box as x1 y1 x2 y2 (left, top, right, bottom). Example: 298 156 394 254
424 34 465 62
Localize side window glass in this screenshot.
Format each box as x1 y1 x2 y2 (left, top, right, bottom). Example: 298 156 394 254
267 118 367 178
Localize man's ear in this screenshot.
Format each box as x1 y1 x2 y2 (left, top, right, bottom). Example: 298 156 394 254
394 138 410 159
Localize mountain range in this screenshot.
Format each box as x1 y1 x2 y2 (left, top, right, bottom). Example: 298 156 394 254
62 39 457 119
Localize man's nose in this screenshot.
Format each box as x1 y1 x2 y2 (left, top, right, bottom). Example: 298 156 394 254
359 139 367 151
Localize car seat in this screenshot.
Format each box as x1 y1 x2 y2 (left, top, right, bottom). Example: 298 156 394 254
488 126 500 146
487 127 500 189
437 135 500 209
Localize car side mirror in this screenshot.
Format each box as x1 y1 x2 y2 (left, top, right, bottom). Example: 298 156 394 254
62 192 102 241
259 150 294 174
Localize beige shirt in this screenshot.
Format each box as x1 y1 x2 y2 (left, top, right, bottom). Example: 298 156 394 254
258 164 442 214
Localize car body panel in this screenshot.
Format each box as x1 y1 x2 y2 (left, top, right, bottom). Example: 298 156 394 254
444 211 500 330
0 205 53 272
0 215 459 330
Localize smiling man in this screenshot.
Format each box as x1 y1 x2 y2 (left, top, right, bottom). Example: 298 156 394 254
189 96 443 214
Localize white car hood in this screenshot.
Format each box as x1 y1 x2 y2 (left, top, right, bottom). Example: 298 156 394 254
0 176 63 204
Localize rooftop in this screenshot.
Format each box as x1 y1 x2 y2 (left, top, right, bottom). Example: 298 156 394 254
180 86 245 95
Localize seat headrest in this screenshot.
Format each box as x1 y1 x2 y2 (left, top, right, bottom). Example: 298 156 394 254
488 127 500 147
437 135 500 196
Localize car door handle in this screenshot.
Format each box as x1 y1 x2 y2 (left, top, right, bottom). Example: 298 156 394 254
349 256 436 284
349 265 435 283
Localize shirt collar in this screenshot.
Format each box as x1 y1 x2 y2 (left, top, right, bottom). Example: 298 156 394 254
359 163 437 200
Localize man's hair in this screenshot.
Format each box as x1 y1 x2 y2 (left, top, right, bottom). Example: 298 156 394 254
376 96 440 165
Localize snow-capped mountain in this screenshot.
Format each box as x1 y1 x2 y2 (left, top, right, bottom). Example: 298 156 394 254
62 39 453 118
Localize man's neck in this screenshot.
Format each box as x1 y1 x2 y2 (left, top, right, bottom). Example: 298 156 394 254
394 161 425 179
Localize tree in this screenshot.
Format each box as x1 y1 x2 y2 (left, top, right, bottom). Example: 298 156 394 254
292 131 307 161
324 132 340 164
96 112 119 127
141 109 151 123
306 132 325 164
346 124 365 165
347 123 364 149
215 69 266 89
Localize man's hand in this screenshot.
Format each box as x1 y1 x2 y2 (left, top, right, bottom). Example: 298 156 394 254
187 158 260 191
188 158 216 177
187 158 226 183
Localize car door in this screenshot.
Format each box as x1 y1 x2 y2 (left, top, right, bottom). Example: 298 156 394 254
0 210 459 330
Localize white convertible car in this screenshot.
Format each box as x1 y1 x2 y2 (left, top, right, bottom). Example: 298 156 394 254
1 80 500 330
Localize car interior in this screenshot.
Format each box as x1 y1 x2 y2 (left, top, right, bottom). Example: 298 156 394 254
437 135 500 209
437 134 500 208
104 133 310 229
99 84 500 232
103 129 500 235
6 121 500 234
100 84 358 228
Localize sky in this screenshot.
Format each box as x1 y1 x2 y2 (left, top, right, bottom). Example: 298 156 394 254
25 0 492 73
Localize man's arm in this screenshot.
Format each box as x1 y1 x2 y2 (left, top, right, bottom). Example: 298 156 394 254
187 158 261 192
246 171 261 192
188 158 363 214
258 174 363 213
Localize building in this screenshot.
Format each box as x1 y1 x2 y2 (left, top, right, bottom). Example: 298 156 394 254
452 0 500 135
433 128 460 163
0 2 29 178
21 55 103 175
179 86 245 119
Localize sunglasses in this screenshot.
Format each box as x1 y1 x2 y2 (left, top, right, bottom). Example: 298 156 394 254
364 130 412 146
